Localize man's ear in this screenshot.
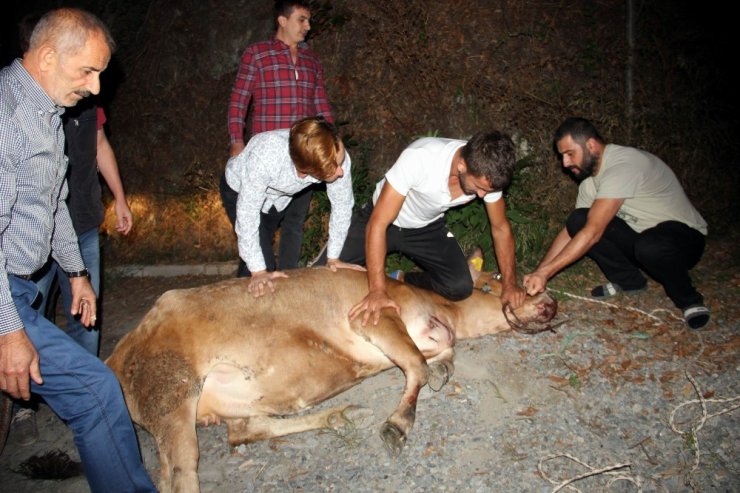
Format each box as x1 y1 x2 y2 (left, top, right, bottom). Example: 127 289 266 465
585 137 599 154
457 158 468 174
37 45 57 73
277 15 288 29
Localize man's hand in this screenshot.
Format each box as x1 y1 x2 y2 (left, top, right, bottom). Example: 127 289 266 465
327 258 366 272
248 270 289 298
69 276 98 327
114 198 133 235
348 290 401 326
0 330 42 400
500 283 527 309
522 271 548 296
229 142 246 158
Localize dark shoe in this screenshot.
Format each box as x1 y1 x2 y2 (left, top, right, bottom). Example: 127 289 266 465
591 282 646 299
684 304 710 330
12 408 38 446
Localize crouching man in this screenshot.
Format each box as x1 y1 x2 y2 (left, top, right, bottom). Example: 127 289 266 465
523 117 709 330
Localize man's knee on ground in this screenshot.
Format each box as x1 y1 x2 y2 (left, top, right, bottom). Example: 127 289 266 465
565 208 589 236
435 277 473 301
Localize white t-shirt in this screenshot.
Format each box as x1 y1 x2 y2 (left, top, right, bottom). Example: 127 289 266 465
372 137 502 229
576 144 707 235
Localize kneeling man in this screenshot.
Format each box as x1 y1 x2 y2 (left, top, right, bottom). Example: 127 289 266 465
332 131 525 325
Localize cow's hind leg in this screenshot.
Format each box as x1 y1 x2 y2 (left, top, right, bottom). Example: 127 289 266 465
151 400 200 493
426 348 455 392
352 311 430 457
225 406 373 446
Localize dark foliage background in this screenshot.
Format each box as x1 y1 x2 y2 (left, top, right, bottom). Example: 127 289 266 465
2 0 737 264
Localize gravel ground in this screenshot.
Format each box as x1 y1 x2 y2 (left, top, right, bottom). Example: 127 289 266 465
0 238 738 493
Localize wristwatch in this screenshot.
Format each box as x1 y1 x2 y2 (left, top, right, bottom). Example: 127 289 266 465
66 268 90 278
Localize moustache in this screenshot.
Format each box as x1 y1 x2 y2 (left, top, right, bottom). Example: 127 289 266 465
75 90 92 98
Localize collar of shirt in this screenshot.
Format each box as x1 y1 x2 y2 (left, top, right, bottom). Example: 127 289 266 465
269 37 309 54
9 59 65 121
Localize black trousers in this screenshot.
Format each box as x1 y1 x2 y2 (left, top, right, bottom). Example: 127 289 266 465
566 208 705 309
220 173 312 277
319 204 473 301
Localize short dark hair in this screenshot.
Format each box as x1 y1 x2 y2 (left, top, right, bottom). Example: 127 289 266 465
274 0 311 23
460 131 516 191
553 117 604 148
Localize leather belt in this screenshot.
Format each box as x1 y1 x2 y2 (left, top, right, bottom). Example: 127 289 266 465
10 273 34 281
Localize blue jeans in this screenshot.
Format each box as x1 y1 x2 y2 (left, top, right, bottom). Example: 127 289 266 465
35 227 100 356
9 275 156 492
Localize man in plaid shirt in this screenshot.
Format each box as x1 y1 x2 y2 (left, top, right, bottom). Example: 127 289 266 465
221 0 333 277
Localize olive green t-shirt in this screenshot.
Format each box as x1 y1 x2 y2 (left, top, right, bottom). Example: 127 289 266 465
576 144 707 235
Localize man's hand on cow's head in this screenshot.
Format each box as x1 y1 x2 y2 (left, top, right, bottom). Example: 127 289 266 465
326 258 366 273
500 283 526 310
248 270 289 298
522 271 548 296
348 290 401 326
0 330 42 400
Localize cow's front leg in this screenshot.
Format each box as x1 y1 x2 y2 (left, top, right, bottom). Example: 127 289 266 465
351 310 428 457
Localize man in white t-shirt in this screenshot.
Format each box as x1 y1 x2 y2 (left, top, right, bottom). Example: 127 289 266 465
523 118 710 330
334 131 525 325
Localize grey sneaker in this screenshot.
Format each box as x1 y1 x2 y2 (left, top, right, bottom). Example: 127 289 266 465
12 408 39 446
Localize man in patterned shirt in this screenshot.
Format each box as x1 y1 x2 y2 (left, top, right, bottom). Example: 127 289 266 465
225 117 357 297
0 8 154 491
222 0 333 277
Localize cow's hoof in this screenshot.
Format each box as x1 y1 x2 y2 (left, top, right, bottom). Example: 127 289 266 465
427 360 454 392
328 406 374 431
379 421 407 457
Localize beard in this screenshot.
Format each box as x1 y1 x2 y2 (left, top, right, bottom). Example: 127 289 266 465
567 148 599 183
457 170 476 196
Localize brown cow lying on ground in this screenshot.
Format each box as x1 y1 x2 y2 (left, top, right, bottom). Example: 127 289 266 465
106 267 557 493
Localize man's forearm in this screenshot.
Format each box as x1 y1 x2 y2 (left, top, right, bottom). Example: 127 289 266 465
364 224 388 293
537 228 596 280
491 225 518 287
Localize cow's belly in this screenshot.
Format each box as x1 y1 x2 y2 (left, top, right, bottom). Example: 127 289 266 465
192 302 456 423
196 354 389 422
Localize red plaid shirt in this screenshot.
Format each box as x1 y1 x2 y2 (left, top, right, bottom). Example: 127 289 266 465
227 38 333 145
